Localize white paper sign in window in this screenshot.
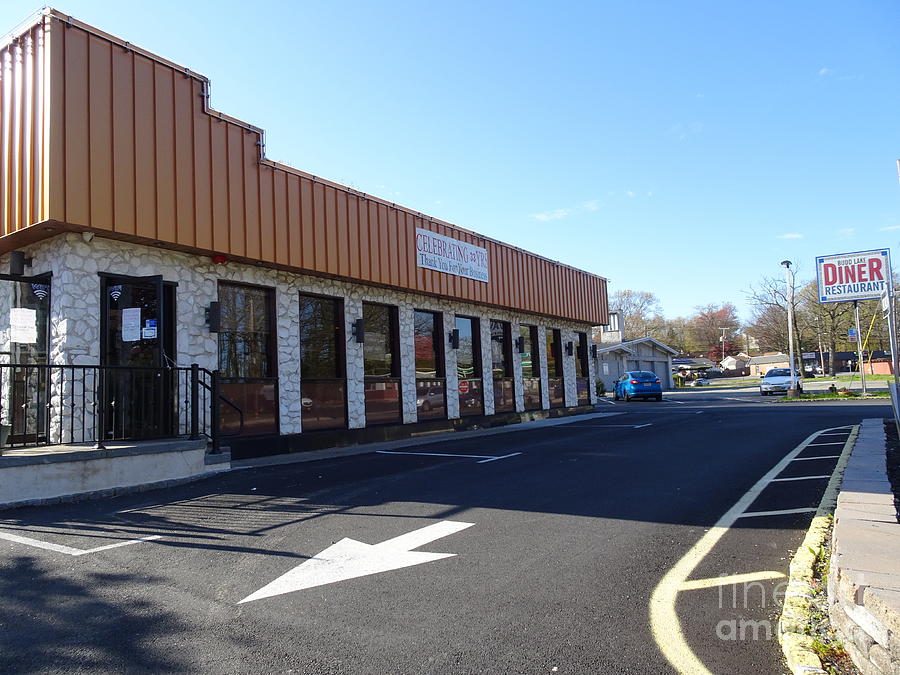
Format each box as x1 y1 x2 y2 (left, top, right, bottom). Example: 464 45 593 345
122 307 142 342
10 307 37 344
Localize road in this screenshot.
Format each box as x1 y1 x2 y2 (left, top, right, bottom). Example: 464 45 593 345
0 394 888 674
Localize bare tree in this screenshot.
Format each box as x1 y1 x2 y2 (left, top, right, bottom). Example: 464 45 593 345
610 289 666 340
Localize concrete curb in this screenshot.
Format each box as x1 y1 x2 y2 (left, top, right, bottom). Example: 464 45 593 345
778 424 859 675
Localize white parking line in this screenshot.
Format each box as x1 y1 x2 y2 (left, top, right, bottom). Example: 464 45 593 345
663 398 686 404
792 455 841 461
376 450 520 463
738 507 818 518
770 475 830 482
805 441 845 446
648 424 858 675
0 531 161 556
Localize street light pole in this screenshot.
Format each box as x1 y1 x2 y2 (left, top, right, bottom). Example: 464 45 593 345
781 260 799 397
718 327 727 365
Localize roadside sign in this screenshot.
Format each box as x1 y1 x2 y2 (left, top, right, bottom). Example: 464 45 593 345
848 328 858 342
458 380 470 394
816 248 892 303
801 352 815 359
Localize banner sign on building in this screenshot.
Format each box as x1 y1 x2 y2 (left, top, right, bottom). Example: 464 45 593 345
415 228 489 283
816 248 892 303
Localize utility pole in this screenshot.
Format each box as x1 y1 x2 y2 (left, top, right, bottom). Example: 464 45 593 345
717 327 727 365
782 260 799 397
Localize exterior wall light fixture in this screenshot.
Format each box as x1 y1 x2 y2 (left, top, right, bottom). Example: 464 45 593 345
9 251 33 276
515 336 525 353
448 328 460 350
351 318 365 343
591 344 598 358
565 341 574 356
206 301 221 333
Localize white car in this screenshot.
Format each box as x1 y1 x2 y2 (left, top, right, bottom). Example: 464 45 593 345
760 368 802 396
689 377 710 387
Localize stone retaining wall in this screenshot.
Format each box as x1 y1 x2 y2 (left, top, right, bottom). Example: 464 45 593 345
827 418 900 675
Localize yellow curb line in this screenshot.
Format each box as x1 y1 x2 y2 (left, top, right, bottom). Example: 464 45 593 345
777 424 859 675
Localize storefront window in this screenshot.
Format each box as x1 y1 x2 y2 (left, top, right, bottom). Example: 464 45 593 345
414 310 445 420
520 324 541 410
456 316 483 415
576 332 590 405
363 302 401 424
299 294 346 430
546 328 564 408
490 320 514 413
218 283 278 435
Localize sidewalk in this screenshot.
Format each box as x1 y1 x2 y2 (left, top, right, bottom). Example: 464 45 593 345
827 418 900 675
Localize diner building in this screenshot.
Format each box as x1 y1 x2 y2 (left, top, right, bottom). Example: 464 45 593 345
0 10 608 459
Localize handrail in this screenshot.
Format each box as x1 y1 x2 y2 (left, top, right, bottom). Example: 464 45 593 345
196 377 245 437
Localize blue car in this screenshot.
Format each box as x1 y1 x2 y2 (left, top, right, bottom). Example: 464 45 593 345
614 370 663 402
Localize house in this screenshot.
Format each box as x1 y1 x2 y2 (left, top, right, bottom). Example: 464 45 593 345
720 355 749 371
672 356 716 375
747 354 790 376
594 336 678 391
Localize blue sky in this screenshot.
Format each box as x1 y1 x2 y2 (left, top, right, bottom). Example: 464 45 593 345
4 1 899 321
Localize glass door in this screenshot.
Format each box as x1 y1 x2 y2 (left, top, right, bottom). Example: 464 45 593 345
100 274 176 440
2 276 51 444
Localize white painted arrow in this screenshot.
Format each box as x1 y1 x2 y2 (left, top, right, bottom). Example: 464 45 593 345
238 520 474 603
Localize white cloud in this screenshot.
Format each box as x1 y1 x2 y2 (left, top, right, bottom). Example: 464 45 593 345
838 227 855 238
532 208 574 222
818 67 830 76
777 233 803 240
581 200 600 211
625 190 635 198
880 225 900 231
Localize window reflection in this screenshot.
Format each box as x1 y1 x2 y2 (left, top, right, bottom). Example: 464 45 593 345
456 316 483 416
414 310 445 420
490 320 514 413
547 328 564 408
363 303 401 424
299 294 346 430
520 324 541 410
218 283 278 436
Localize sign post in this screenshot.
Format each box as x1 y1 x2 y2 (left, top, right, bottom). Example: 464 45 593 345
853 300 867 396
882 290 900 429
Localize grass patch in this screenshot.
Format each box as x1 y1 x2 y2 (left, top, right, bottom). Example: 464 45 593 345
774 390 890 402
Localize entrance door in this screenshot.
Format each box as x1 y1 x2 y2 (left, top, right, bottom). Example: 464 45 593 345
100 274 176 440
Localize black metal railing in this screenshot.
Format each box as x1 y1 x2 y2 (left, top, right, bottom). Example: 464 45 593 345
0 363 242 451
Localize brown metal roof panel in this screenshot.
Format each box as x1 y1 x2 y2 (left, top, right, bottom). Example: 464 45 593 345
111 48 135 236
299 176 314 269
285 173 300 267
209 119 228 252
272 169 288 265
312 181 327 272
191 93 212 249
87 35 113 231
226 123 244 256
347 193 360 279
154 63 177 243
259 164 275 262
173 74 195 246
133 55 157 239
243 132 261 260
63 27 90 227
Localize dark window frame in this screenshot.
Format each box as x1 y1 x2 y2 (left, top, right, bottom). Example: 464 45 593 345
298 291 347 380
217 280 279 380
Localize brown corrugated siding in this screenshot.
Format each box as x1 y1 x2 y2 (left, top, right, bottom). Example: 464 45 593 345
0 21 49 234
9 12 606 325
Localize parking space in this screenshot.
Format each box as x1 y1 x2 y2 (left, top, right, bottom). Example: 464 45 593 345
650 424 855 674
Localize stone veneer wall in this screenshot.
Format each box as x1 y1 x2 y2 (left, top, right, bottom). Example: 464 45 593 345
23 234 597 436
